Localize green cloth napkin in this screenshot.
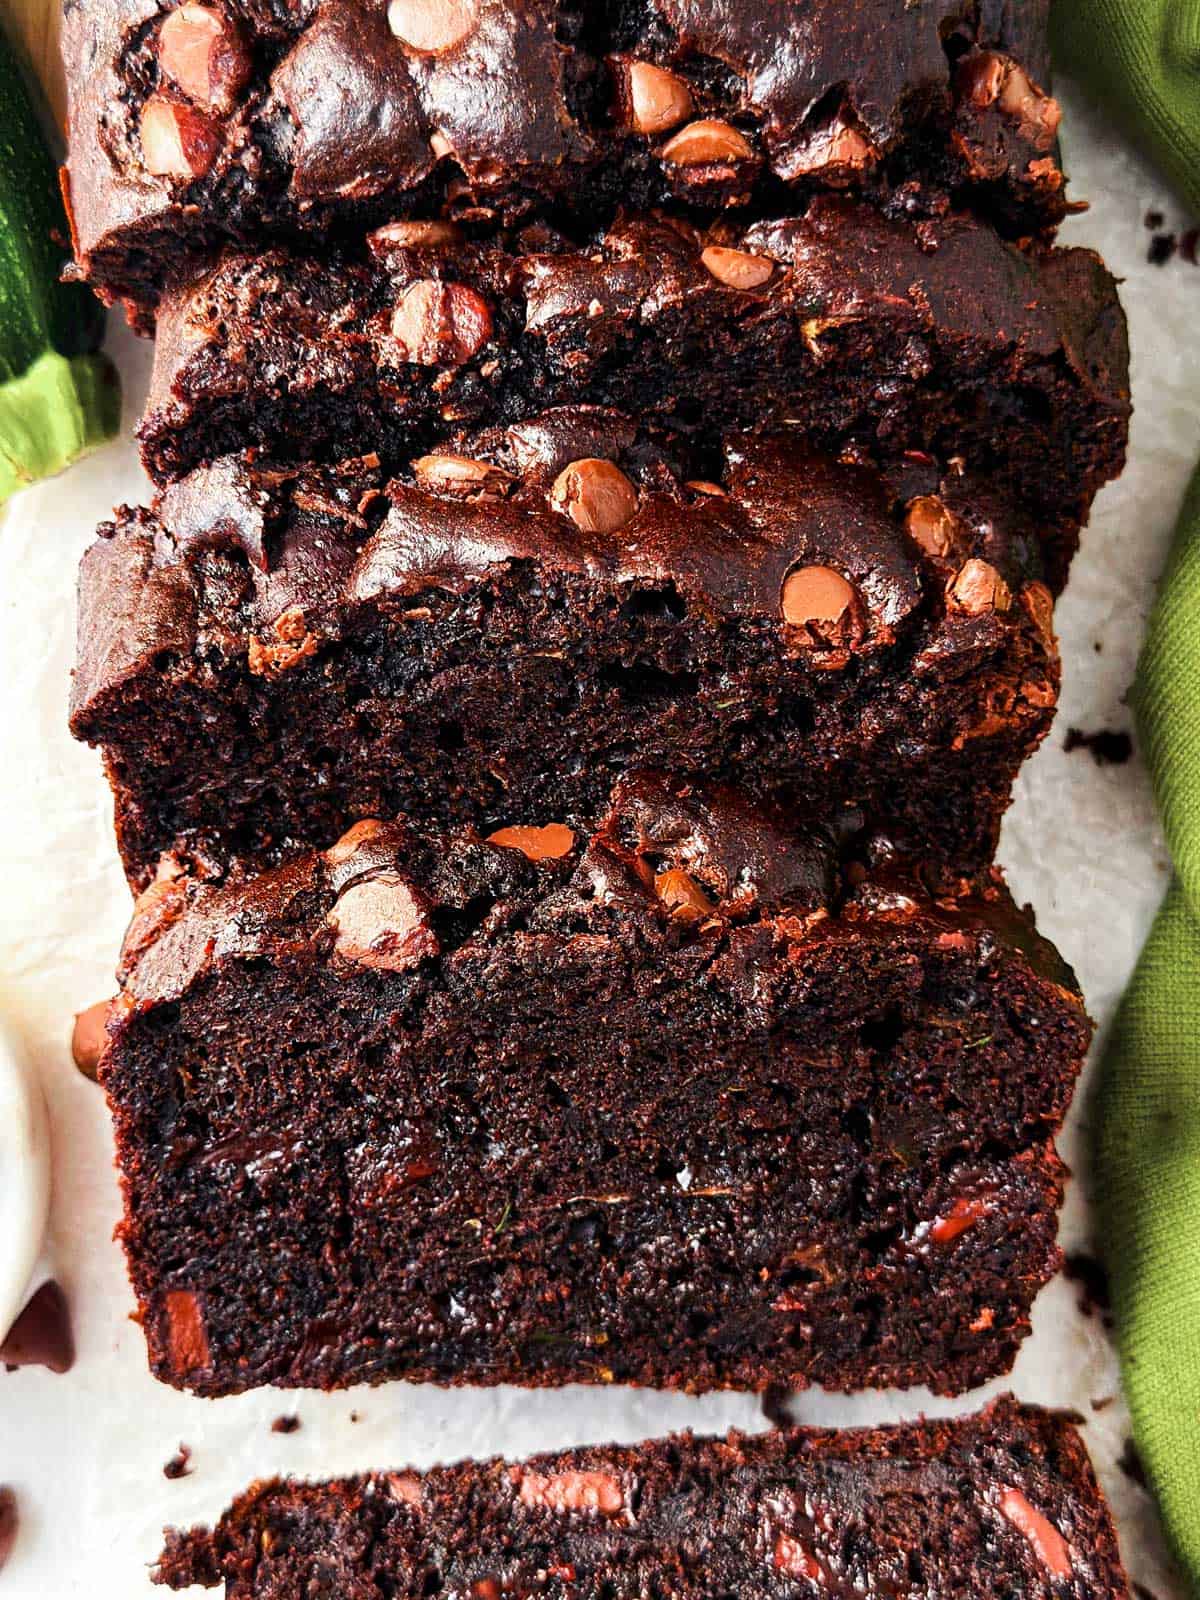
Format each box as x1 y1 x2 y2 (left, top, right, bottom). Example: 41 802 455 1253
1052 2 1200 1589
1099 476 1200 1594
1052 0 1200 216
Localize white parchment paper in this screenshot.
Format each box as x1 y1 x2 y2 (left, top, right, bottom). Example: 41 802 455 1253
1 78 1197 1598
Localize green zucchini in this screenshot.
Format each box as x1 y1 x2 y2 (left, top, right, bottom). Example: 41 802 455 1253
0 26 119 504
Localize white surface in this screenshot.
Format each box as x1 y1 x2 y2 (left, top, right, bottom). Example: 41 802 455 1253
0 76 1197 1597
0 1021 49 1341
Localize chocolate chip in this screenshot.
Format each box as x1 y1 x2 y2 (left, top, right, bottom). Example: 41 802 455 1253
1021 580 1055 645
386 0 480 54
271 1414 301 1434
957 50 1006 108
619 60 694 136
904 495 965 561
367 219 463 257
997 64 1061 146
789 118 876 177
120 860 189 977
516 1469 623 1515
0 1281 74 1374
139 94 221 179
163 1288 210 1376
412 454 514 498
550 459 639 535
700 246 774 289
486 823 576 861
388 1472 422 1506
928 1196 990 1244
390 280 493 365
157 4 250 114
999 1488 1073 1579
328 874 439 971
660 118 754 166
654 867 715 922
163 1443 193 1480
247 605 319 677
774 1534 822 1581
324 818 394 868
71 999 113 1081
780 565 860 645
948 558 1012 615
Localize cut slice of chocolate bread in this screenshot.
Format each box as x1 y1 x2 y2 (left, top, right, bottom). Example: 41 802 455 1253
98 774 1091 1398
71 415 1062 891
138 200 1129 525
155 1399 1129 1597
64 0 1065 322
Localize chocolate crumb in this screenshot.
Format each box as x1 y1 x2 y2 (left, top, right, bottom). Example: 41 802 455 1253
0 1488 16 1574
761 1382 795 1430
1064 728 1133 766
1144 209 1165 230
1118 1438 1147 1488
350 1410 361 1423
1 1281 74 1374
1063 1251 1111 1319
1091 1394 1116 1412
1148 233 1177 265
164 1444 193 1480
271 1414 301 1434
1181 228 1199 265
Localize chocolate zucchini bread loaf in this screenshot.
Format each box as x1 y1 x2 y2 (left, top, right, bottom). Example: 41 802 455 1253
72 414 1063 890
64 0 1066 322
155 1399 1130 1598
138 200 1129 526
99 773 1090 1398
